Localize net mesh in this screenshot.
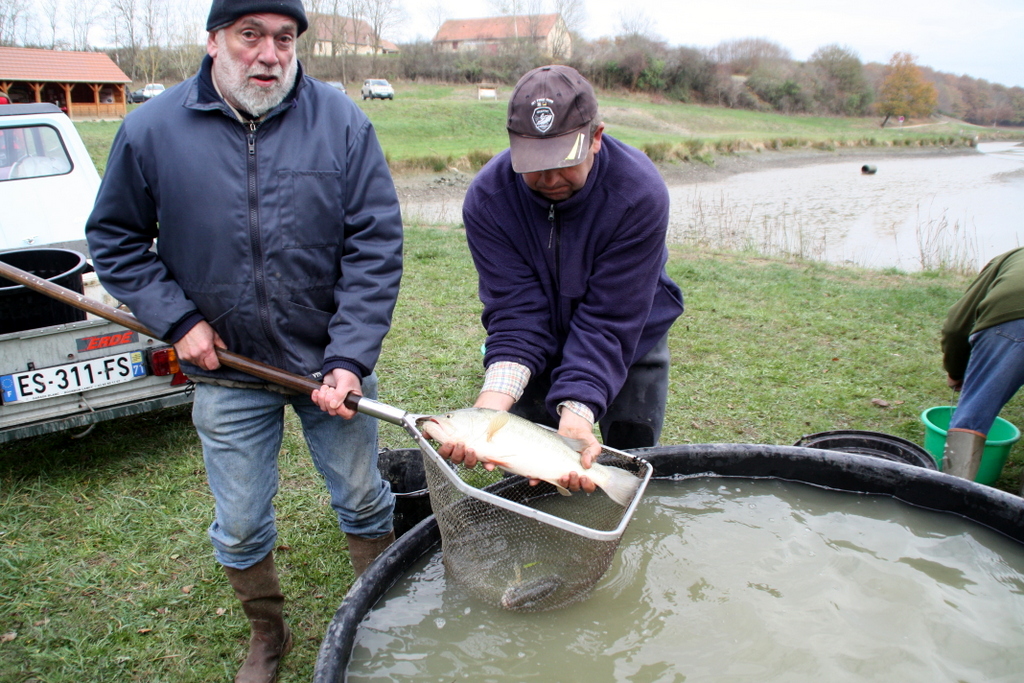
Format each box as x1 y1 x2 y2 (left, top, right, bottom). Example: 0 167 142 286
421 446 649 612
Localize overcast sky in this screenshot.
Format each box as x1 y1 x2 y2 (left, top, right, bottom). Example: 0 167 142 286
398 0 1023 88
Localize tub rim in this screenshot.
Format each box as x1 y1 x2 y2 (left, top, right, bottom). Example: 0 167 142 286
314 443 1024 682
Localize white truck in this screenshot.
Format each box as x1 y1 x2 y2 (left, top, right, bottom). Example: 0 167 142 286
0 103 191 443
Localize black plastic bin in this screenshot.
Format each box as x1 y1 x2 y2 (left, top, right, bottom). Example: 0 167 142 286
376 448 432 538
0 248 88 334
794 429 937 469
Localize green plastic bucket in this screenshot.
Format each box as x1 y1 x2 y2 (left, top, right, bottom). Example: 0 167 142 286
920 406 1021 485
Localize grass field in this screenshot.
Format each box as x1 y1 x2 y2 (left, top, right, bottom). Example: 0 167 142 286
350 83 1015 170
3 84 1021 681
84 81 1020 175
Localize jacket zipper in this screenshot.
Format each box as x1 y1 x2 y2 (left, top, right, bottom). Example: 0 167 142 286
548 203 566 335
246 121 283 368
547 204 556 249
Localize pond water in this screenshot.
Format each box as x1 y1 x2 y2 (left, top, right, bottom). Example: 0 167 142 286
401 142 1024 272
347 478 1024 682
668 142 1024 272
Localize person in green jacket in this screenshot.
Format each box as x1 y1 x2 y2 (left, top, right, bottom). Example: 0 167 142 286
941 247 1024 480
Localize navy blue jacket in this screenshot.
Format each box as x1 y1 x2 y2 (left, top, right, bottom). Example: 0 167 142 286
86 57 403 383
463 135 684 421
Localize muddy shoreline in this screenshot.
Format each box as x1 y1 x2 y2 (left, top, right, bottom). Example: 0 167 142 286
393 145 981 211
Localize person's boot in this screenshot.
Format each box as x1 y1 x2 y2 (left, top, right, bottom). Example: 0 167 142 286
943 429 986 481
346 530 396 577
223 553 292 683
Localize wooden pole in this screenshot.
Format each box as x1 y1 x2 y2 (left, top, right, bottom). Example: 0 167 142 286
0 259 321 395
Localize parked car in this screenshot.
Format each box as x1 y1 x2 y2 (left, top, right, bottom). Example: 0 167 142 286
326 81 347 95
0 103 191 443
361 79 394 100
128 83 165 104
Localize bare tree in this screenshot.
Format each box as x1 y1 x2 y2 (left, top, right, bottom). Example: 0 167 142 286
164 0 205 81
488 0 524 19
299 0 327 59
522 0 545 40
136 0 167 83
338 0 366 82
323 0 341 57
363 0 402 63
0 0 31 46
108 0 141 79
708 38 791 75
425 0 448 39
66 0 98 50
616 9 654 40
553 0 584 35
546 0 582 58
40 0 61 48
344 0 367 51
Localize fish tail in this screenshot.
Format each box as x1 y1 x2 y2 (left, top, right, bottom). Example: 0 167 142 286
596 465 641 507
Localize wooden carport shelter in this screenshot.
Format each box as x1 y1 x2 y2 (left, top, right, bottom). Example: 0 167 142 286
0 47 131 119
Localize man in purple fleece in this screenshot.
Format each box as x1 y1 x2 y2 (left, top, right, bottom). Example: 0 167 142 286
445 65 684 493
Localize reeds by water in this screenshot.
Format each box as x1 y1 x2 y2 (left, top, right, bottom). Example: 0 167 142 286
672 192 981 274
912 206 980 273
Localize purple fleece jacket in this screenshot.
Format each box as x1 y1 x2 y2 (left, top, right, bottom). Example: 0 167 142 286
462 134 684 421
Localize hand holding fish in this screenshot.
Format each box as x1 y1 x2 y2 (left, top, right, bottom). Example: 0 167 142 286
557 410 602 467
420 408 640 506
435 390 511 468
555 409 601 493
434 393 596 492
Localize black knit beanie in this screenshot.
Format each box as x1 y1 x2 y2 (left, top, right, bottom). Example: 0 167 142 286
206 0 308 35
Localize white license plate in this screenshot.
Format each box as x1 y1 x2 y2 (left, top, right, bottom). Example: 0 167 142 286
1 351 147 404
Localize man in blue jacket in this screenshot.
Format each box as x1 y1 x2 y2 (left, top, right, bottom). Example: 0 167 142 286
85 1 402 680
446 65 684 493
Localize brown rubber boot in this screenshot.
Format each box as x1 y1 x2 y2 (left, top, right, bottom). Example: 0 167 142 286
346 530 396 577
223 553 293 683
943 429 986 481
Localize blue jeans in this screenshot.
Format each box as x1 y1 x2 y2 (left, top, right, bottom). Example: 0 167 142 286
192 374 394 569
949 318 1024 435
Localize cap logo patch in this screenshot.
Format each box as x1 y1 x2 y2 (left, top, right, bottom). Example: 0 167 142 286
531 98 554 134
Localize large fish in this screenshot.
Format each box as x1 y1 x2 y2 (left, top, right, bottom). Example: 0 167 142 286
417 408 640 507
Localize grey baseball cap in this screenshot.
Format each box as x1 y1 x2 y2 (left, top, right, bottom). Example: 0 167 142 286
506 65 598 173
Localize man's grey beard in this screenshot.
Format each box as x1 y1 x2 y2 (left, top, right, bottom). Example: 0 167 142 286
212 33 298 117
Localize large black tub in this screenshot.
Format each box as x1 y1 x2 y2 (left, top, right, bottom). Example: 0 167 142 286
0 248 88 333
314 444 1024 682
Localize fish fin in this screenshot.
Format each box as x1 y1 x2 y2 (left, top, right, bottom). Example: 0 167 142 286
486 411 511 441
558 434 589 452
554 484 572 497
598 466 642 507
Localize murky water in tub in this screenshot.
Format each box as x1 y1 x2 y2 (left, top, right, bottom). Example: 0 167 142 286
347 479 1024 682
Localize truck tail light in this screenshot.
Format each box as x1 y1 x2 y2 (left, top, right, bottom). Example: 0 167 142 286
148 347 180 376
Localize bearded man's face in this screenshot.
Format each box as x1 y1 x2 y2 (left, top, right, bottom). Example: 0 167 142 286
208 13 298 117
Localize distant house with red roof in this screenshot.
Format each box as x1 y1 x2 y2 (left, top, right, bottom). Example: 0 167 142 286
433 14 571 59
0 47 131 119
309 13 399 56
